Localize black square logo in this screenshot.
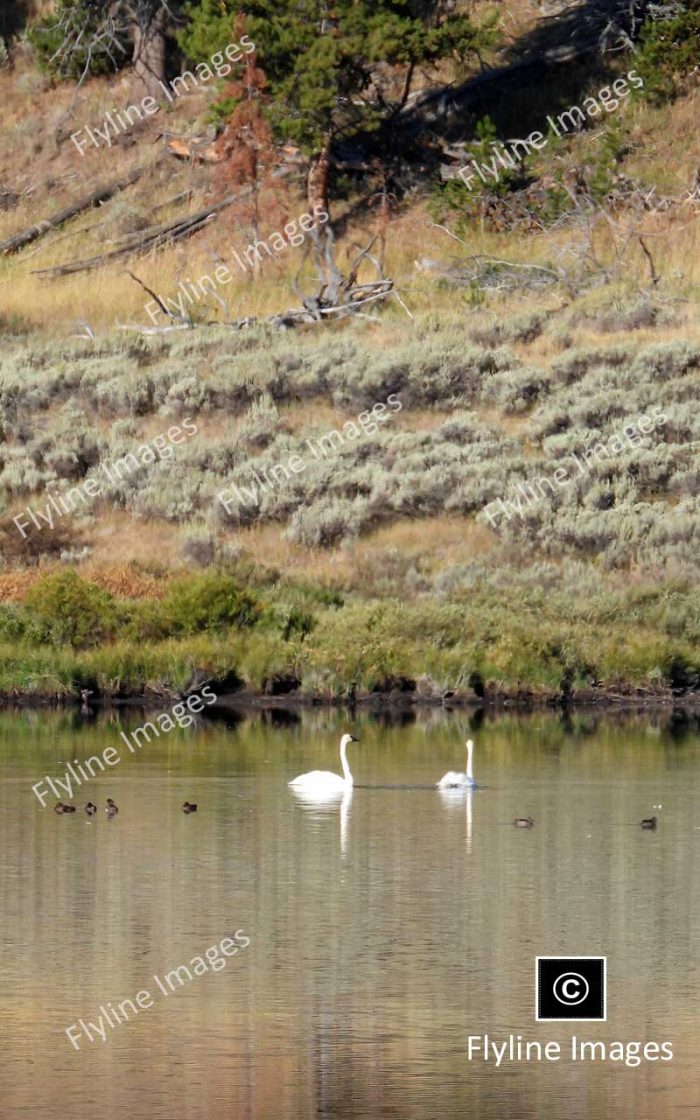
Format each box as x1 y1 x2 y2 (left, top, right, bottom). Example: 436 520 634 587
536 957 606 1021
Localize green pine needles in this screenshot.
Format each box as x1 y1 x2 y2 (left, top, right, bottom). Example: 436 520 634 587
180 0 495 152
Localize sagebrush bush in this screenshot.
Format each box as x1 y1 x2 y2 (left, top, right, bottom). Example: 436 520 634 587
0 329 698 576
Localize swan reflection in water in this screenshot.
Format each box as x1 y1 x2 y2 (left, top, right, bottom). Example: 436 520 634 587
438 784 474 854
289 785 353 856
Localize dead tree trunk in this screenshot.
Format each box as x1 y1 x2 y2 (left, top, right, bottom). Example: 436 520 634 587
306 139 333 286
131 5 167 98
307 141 331 219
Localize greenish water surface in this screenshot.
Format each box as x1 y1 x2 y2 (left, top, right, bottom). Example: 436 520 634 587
0 706 698 1120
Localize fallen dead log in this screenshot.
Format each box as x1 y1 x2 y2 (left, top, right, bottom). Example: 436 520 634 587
133 228 399 332
30 188 254 278
273 280 395 327
0 162 154 255
118 277 396 334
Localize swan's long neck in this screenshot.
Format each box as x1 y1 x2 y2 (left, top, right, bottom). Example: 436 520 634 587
466 740 474 781
340 736 354 785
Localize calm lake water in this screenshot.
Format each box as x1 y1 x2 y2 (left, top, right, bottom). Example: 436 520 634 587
1 705 699 1119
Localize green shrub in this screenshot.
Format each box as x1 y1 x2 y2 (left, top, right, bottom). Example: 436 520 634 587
28 1 129 81
587 120 632 200
636 1 700 102
23 571 120 648
155 573 262 636
429 114 528 233
0 604 28 642
279 606 316 642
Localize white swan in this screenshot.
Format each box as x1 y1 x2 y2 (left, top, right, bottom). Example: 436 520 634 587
288 733 358 794
437 738 476 789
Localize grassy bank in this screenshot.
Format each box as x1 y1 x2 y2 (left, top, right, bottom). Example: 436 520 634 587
0 568 697 703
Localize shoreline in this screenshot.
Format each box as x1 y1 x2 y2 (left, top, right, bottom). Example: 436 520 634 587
2 683 699 713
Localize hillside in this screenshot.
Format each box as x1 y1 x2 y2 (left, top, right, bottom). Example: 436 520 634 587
0 0 698 703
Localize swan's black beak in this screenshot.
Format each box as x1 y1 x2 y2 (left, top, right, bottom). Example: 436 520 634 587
351 735 359 742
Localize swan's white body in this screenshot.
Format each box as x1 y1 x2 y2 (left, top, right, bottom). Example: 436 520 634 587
288 733 356 794
437 739 476 789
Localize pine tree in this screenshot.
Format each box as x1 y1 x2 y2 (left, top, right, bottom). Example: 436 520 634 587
29 1 185 95
180 0 493 215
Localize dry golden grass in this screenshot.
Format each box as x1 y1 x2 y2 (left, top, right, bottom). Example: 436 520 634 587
227 523 325 578
81 511 184 573
81 564 168 598
625 86 700 193
355 515 494 568
0 36 697 338
2 149 697 335
283 402 349 434
2 56 697 336
0 564 168 602
471 406 532 437
516 307 700 368
229 514 495 588
0 207 328 332
122 402 428 446
0 511 496 597
0 571 37 601
0 55 304 329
